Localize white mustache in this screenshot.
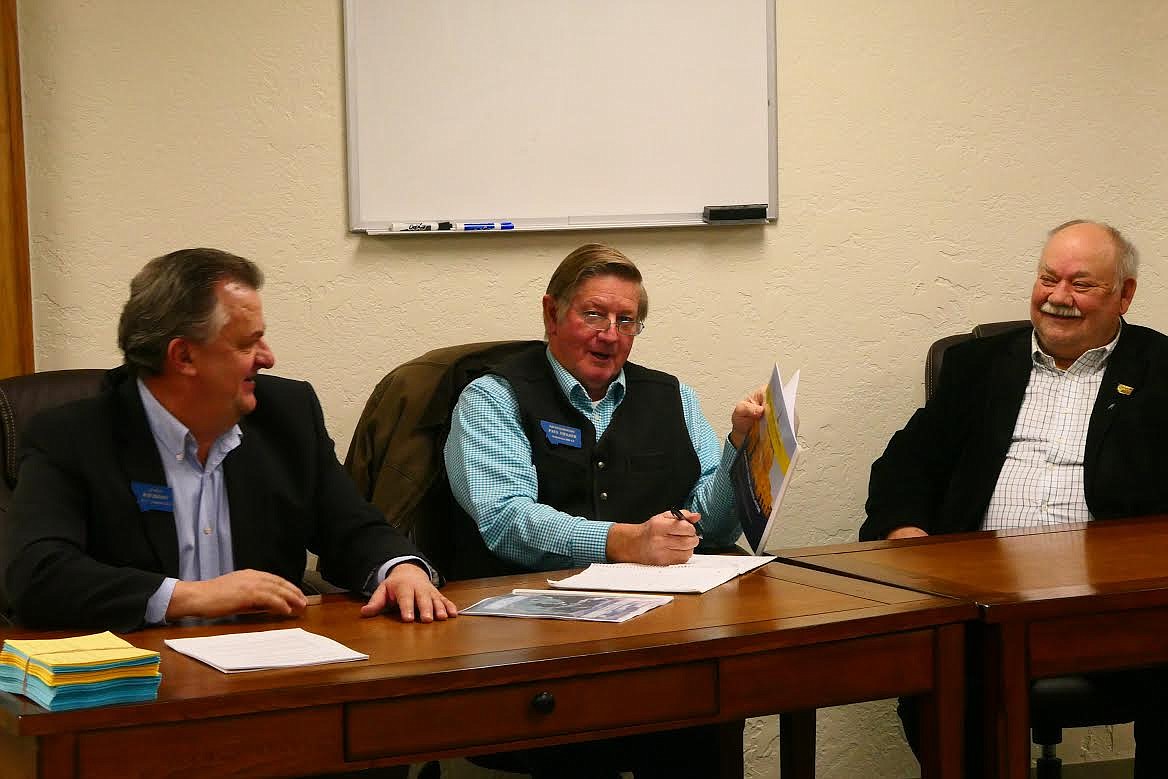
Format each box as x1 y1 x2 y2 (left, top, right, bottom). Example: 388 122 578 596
1040 301 1082 318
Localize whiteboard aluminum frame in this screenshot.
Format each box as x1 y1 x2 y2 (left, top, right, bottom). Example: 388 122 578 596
343 1 778 235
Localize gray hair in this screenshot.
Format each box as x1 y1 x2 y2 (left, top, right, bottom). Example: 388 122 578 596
1047 219 1139 284
546 243 649 324
118 248 263 377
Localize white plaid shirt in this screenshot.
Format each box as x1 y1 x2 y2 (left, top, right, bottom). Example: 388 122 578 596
981 327 1120 530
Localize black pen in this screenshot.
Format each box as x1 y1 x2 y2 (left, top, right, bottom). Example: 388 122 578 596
671 508 703 541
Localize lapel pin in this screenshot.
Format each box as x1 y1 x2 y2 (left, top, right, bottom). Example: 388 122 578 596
1117 384 1134 396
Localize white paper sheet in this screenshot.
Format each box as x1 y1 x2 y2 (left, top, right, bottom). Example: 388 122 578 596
547 554 773 594
164 628 368 674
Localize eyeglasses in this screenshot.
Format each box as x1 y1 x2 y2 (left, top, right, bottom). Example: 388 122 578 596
578 310 645 336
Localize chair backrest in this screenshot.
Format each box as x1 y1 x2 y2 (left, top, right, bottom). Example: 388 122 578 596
344 340 541 578
0 369 108 619
924 321 1030 401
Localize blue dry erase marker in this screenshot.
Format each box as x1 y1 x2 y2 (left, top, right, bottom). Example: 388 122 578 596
458 222 515 231
390 221 454 231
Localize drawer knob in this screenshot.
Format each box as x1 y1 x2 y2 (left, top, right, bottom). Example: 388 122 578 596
531 691 556 714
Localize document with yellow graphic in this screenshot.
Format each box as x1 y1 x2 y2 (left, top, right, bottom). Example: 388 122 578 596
732 364 800 554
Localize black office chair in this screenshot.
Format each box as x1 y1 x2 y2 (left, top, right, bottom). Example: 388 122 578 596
0 369 109 623
927 322 1152 778
1028 673 1153 779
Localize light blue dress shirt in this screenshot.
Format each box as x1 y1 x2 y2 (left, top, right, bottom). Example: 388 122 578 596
139 380 241 624
444 349 741 570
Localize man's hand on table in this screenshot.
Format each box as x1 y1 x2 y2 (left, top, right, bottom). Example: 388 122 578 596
168 569 308 620
886 526 929 540
360 562 458 623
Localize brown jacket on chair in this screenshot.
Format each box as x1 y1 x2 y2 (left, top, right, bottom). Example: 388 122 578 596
344 340 540 573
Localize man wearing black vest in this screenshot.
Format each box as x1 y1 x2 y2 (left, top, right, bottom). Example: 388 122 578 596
444 243 763 778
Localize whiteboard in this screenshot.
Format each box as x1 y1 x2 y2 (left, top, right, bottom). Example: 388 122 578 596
343 1 776 234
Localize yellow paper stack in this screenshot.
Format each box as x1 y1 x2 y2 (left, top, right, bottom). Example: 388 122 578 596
0 631 161 711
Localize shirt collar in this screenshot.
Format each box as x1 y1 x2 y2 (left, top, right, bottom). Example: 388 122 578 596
1031 319 1122 373
136 378 242 465
545 346 626 406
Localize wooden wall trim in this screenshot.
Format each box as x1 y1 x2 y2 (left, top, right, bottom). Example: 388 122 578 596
0 0 32 378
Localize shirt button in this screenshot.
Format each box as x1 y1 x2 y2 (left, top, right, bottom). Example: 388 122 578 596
203 526 212 535
596 461 606 470
599 492 608 501
175 453 184 462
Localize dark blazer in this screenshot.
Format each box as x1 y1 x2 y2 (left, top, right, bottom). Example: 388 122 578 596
861 323 1168 541
4 368 426 631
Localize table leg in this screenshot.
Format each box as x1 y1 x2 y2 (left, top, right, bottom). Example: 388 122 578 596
779 709 815 779
984 621 1030 779
10 733 76 779
0 731 35 779
918 624 965 779
717 719 745 779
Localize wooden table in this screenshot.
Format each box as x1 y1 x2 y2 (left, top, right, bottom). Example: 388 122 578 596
0 564 974 778
777 517 1168 779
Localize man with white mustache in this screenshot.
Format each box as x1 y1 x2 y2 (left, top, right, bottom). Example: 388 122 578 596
860 220 1168 776
862 219 1154 538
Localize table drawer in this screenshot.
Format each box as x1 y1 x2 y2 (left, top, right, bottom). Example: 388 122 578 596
1029 606 1168 677
346 661 717 759
77 706 342 778
720 630 935 717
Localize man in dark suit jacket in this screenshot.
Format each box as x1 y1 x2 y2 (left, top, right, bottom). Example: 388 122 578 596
862 219 1168 540
862 321 1168 539
4 248 456 632
861 220 1168 777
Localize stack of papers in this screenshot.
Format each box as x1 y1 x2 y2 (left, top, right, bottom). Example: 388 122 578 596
548 554 773 594
0 631 161 711
164 628 368 674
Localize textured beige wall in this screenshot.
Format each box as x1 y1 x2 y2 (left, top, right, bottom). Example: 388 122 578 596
18 1 1168 776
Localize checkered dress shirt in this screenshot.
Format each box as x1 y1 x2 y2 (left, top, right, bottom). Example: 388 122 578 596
981 327 1120 530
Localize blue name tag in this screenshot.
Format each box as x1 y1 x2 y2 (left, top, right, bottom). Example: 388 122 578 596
131 481 174 513
540 420 583 448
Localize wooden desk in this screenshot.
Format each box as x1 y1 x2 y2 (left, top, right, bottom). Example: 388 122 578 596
0 564 973 779
778 517 1168 779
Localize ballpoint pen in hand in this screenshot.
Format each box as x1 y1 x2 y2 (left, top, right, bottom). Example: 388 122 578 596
671 508 703 541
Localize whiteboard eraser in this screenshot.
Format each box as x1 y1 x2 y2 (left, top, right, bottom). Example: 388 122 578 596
702 204 768 222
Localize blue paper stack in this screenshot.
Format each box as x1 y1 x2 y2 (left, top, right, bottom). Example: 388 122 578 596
0 631 161 711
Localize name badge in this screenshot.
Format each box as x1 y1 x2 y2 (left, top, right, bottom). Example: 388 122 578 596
540 420 582 448
131 481 174 513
